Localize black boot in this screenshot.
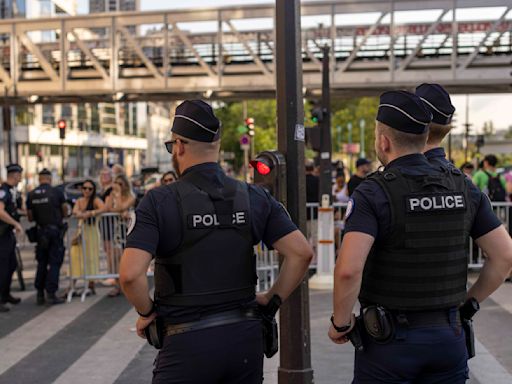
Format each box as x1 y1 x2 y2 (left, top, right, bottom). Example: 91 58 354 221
2 295 21 305
47 293 65 305
37 291 45 306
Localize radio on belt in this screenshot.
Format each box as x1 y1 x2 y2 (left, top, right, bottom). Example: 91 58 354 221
250 150 287 204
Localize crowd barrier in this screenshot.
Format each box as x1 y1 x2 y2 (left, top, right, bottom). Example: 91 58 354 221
57 202 511 301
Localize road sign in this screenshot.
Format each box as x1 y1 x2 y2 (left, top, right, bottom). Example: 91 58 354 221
240 134 251 150
342 143 360 154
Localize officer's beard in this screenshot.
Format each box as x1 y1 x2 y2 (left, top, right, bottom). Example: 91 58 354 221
172 152 181 178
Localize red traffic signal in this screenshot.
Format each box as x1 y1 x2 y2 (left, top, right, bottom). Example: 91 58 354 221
58 119 66 139
245 117 255 137
250 151 287 203
251 160 271 175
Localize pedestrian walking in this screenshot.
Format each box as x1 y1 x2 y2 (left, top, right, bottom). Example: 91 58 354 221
0 164 24 312
472 154 507 202
328 91 512 383
26 168 69 305
120 100 313 384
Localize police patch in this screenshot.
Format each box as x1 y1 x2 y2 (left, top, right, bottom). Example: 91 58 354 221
126 210 136 236
345 198 354 220
0 190 5 200
406 192 466 213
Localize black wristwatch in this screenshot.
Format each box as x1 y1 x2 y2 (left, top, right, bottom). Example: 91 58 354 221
137 301 156 318
330 314 352 333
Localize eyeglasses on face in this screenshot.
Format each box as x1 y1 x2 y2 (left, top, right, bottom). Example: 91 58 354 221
82 186 93 191
164 138 189 154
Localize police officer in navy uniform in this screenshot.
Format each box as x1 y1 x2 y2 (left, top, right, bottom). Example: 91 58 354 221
0 164 24 312
119 100 314 384
27 168 68 305
328 91 512 383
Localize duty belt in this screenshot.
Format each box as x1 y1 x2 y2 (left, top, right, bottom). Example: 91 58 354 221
164 308 260 337
389 308 461 327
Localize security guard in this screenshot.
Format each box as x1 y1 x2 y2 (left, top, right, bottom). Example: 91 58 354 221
27 168 68 305
119 100 314 384
0 164 24 312
328 91 512 383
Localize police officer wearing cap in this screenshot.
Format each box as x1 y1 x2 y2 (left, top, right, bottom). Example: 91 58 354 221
119 100 313 383
27 168 69 305
0 164 24 312
328 91 512 383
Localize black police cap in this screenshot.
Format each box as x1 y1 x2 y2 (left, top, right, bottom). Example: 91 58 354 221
171 100 221 143
39 168 52 176
377 91 432 135
6 163 23 174
415 83 455 125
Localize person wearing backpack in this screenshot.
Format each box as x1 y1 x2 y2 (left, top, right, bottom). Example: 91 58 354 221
473 154 507 201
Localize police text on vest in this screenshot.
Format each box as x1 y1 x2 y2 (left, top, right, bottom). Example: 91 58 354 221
406 193 466 213
188 211 247 228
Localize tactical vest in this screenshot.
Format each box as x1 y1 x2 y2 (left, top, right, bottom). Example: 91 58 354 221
154 171 256 307
0 184 17 236
359 167 475 311
30 185 62 227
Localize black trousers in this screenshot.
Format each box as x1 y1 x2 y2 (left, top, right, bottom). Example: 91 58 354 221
153 320 263 384
35 226 65 294
0 232 17 300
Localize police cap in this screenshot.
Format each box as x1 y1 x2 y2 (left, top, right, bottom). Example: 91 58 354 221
171 100 221 143
377 90 432 134
39 168 52 176
415 83 455 125
6 163 23 174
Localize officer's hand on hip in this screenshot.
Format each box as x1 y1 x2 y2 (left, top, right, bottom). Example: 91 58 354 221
14 222 23 234
136 312 157 339
255 292 270 306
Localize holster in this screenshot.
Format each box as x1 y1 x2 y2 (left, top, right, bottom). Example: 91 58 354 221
144 317 164 350
259 295 281 358
25 226 39 243
347 316 364 352
461 318 475 359
362 305 394 343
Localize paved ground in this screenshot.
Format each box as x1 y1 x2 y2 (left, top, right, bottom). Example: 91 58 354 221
2 250 512 383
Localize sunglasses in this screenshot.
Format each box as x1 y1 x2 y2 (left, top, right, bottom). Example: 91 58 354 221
82 186 93 191
164 138 189 154
162 178 175 183
114 181 124 186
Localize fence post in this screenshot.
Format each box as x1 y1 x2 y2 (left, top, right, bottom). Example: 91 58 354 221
310 194 335 289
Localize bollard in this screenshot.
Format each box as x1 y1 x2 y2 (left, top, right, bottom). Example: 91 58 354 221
309 194 335 289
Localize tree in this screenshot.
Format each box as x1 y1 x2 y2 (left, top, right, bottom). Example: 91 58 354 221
482 120 495 137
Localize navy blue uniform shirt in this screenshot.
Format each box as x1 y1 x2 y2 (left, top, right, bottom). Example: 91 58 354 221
127 162 297 321
0 183 18 234
345 153 501 241
26 183 66 226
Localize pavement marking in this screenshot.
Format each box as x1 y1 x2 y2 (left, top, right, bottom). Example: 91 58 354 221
0 293 103 375
53 310 146 384
469 339 512 384
0 293 132 384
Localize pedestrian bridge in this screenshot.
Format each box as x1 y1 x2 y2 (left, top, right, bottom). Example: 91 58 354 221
1 0 512 103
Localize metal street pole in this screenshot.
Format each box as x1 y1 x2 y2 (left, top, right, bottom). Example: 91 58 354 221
319 45 332 203
347 122 353 174
359 118 366 158
275 1 314 383
61 139 65 182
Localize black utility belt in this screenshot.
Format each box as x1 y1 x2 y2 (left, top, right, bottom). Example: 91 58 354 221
389 308 461 328
164 308 260 337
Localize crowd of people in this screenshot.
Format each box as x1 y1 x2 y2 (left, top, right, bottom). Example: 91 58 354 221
0 163 179 312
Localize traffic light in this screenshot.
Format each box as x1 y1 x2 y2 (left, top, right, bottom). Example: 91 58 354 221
250 150 287 204
58 119 66 140
311 105 324 124
245 117 255 137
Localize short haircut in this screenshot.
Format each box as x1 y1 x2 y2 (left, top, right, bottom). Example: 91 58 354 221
484 154 498 167
426 122 451 145
377 122 428 153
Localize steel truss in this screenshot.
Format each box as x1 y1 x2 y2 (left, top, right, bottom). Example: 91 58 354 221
1 0 512 103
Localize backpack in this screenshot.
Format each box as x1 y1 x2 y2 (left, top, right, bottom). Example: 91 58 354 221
484 171 506 201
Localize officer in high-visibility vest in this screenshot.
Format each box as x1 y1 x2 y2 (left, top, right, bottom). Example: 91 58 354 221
0 164 24 312
120 100 314 383
328 90 512 383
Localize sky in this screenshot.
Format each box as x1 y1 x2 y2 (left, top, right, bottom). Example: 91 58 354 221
73 0 512 134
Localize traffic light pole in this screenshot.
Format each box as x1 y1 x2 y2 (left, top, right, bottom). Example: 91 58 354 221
61 139 65 183
275 1 314 383
319 46 332 203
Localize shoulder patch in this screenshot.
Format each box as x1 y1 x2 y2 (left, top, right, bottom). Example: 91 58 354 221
345 198 354 220
126 211 136 236
0 190 5 200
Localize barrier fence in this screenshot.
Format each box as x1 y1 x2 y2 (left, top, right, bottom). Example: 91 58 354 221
31 201 510 301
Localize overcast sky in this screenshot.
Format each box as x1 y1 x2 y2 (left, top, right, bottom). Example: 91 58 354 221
75 0 512 133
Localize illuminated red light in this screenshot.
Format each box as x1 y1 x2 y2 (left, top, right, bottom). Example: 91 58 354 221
58 120 66 129
256 161 271 175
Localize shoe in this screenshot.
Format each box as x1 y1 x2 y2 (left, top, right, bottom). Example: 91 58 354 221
107 287 121 297
2 295 21 305
37 291 45 306
47 293 65 305
0 304 9 312
505 277 512 283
